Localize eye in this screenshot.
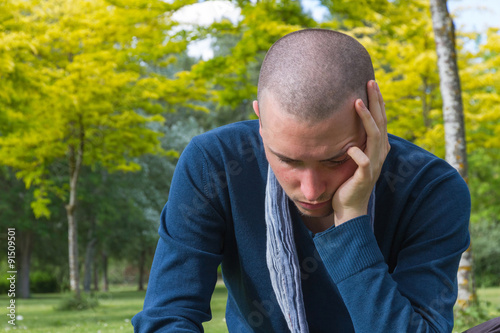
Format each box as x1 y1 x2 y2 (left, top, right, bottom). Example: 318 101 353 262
324 155 351 167
278 157 298 165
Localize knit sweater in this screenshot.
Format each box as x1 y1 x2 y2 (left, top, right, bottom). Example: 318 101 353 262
132 120 470 332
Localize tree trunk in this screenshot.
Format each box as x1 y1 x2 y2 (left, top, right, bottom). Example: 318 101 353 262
93 258 99 291
83 217 97 292
66 205 80 297
19 230 33 299
65 115 85 298
102 251 109 292
138 249 146 291
83 238 97 292
430 0 475 308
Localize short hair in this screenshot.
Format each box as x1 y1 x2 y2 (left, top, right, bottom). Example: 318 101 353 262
257 29 375 123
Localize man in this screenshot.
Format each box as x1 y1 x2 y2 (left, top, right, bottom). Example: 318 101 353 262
132 29 470 332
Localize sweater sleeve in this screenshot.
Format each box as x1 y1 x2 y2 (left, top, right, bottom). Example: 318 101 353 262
132 140 226 332
313 170 470 332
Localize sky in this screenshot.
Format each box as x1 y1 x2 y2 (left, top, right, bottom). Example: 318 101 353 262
302 0 500 31
172 0 500 60
448 0 500 32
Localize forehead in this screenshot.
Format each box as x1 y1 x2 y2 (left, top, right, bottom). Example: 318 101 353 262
260 95 364 160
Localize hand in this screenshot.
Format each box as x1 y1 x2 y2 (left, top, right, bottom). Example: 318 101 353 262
332 80 391 226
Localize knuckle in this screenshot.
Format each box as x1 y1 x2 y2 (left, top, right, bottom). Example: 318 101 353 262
360 107 371 116
359 156 370 168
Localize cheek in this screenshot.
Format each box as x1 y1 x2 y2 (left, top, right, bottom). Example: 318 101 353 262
341 159 358 178
329 160 358 187
269 162 298 189
345 158 358 172
275 166 293 184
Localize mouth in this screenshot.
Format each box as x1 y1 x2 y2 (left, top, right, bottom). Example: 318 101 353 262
297 200 330 210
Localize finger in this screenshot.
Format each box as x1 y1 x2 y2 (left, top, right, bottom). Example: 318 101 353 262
367 80 382 125
347 146 370 178
355 99 380 143
367 80 385 128
375 82 388 133
373 82 390 151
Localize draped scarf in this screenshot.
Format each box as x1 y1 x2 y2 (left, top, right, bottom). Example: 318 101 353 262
265 165 376 332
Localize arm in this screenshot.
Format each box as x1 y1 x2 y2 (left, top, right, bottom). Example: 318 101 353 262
331 80 391 225
132 140 225 332
318 80 470 331
314 170 470 332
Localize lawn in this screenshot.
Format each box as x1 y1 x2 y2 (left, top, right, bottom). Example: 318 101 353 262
2 284 498 332
478 287 500 307
0 284 228 333
2 286 145 332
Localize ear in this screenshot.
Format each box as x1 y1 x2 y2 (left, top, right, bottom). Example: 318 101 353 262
253 100 263 135
253 100 260 118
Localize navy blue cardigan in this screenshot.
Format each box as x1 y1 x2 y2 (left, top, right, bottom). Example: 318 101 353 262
133 120 470 332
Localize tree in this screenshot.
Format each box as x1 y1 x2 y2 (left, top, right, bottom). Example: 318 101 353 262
457 25 500 288
0 165 69 297
192 0 317 112
459 27 500 224
429 0 474 307
320 0 443 148
0 0 205 297
0 167 36 299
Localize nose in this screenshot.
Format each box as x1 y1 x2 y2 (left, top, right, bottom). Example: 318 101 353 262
300 168 326 202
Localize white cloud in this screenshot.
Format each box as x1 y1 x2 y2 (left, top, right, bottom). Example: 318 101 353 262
448 0 500 32
171 1 241 60
172 1 241 26
301 0 328 22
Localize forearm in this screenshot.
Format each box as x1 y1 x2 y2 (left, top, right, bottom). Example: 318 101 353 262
132 235 222 332
313 216 456 332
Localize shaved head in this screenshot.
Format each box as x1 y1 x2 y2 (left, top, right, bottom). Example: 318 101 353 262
257 29 374 123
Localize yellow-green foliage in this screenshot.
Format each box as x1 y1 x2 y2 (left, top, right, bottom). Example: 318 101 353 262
461 28 500 152
1 0 499 223
189 0 500 225
0 0 206 217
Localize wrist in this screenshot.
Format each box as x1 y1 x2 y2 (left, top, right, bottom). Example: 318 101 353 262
334 207 367 226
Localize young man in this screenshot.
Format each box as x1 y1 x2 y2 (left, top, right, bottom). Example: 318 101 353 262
132 29 470 332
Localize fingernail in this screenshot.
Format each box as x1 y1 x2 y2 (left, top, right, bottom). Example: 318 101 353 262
375 81 380 92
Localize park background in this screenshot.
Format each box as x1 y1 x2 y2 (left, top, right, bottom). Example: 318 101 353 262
0 0 499 331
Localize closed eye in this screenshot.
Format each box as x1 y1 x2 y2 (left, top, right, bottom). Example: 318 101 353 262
323 155 350 167
278 157 301 165
278 155 350 167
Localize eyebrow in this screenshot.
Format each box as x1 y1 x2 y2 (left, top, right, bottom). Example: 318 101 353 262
268 146 348 162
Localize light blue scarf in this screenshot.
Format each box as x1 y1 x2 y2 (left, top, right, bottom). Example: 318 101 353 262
265 165 376 332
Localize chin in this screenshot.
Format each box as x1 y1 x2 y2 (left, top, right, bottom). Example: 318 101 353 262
296 205 333 219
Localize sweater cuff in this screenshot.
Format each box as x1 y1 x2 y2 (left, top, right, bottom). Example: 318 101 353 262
313 215 384 284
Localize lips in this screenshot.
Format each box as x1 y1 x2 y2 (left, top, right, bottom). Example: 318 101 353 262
298 200 330 210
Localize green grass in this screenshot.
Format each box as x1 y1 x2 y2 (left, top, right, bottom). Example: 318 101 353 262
0 284 229 333
203 282 229 333
2 286 146 332
453 287 500 332
2 284 498 332
478 287 500 307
